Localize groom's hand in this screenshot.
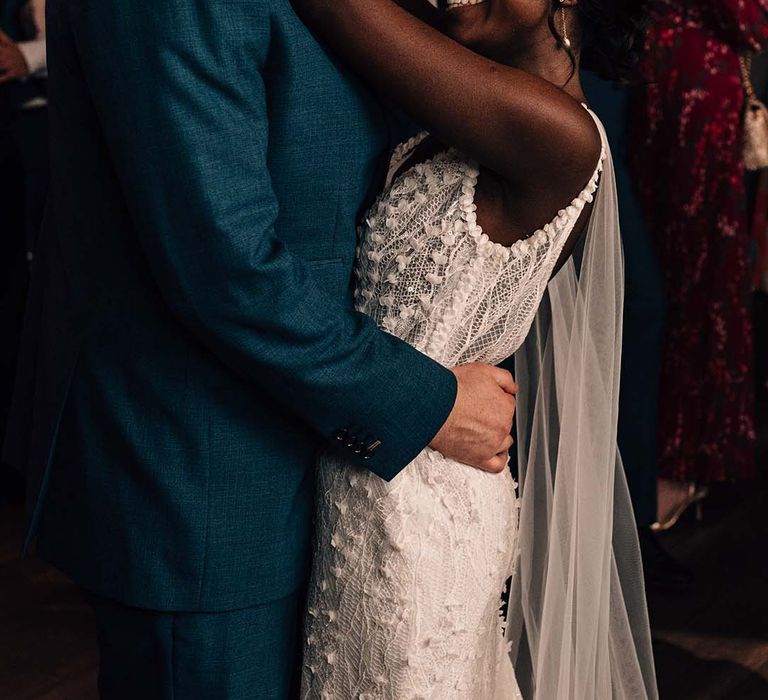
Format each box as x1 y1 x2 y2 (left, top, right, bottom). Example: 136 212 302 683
429 363 518 474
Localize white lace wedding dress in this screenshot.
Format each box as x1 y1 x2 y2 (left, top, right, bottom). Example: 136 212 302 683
302 110 606 700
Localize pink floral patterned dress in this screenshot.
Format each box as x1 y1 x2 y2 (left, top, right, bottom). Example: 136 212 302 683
630 0 768 483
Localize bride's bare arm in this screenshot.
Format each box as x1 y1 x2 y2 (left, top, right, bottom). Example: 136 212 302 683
292 0 600 193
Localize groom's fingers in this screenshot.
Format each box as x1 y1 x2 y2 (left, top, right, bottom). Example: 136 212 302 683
477 453 509 474
497 434 514 455
477 435 515 473
430 362 518 470
492 367 519 396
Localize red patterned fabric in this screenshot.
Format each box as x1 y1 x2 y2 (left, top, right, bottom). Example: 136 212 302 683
629 0 768 483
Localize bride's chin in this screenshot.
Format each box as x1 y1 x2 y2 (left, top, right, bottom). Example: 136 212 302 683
443 3 489 48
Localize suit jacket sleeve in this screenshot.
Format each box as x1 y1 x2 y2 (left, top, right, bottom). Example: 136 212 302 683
66 0 457 480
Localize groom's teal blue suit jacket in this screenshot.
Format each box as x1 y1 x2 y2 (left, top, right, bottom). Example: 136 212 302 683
3 0 457 611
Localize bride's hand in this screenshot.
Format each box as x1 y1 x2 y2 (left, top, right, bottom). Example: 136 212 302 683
429 363 517 474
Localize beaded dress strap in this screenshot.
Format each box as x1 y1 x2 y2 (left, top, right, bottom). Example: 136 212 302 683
385 131 430 189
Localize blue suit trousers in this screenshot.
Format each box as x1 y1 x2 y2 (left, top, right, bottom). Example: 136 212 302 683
86 587 306 700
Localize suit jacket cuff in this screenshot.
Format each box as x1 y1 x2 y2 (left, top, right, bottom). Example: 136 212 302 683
331 357 457 482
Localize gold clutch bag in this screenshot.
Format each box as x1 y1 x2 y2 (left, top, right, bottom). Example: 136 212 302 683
740 55 768 172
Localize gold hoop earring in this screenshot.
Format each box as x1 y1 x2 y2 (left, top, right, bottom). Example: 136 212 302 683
560 2 571 49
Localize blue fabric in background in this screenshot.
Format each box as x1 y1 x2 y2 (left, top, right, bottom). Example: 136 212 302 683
583 72 665 527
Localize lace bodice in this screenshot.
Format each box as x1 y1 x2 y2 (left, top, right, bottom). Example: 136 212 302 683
354 127 606 367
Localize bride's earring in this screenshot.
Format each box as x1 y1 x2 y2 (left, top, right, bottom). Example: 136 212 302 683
560 0 571 49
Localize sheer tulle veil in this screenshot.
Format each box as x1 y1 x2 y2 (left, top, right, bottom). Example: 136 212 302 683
506 112 659 699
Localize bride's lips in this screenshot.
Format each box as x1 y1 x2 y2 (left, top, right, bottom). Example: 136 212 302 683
445 0 486 10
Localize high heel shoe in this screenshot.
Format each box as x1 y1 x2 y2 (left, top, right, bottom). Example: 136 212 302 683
651 482 709 532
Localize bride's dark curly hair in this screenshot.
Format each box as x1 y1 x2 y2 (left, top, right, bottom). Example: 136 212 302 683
549 0 649 83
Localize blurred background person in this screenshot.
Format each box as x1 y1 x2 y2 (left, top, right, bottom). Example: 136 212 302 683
752 55 768 470
630 0 768 528
0 0 47 505
1 0 47 257
750 55 768 297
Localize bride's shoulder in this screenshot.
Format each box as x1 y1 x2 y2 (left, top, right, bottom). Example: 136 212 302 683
513 92 604 202
566 103 603 177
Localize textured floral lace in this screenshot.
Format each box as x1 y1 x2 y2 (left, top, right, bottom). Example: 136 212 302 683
302 120 606 700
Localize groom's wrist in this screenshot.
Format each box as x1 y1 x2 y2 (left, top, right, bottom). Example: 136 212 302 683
350 361 457 481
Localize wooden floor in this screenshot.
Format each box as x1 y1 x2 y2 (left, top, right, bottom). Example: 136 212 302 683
650 481 768 699
0 502 99 700
0 479 766 700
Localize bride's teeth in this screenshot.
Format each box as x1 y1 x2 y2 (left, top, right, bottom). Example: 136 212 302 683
445 0 485 9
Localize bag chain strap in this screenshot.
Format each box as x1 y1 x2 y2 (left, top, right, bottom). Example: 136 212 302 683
740 55 756 102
